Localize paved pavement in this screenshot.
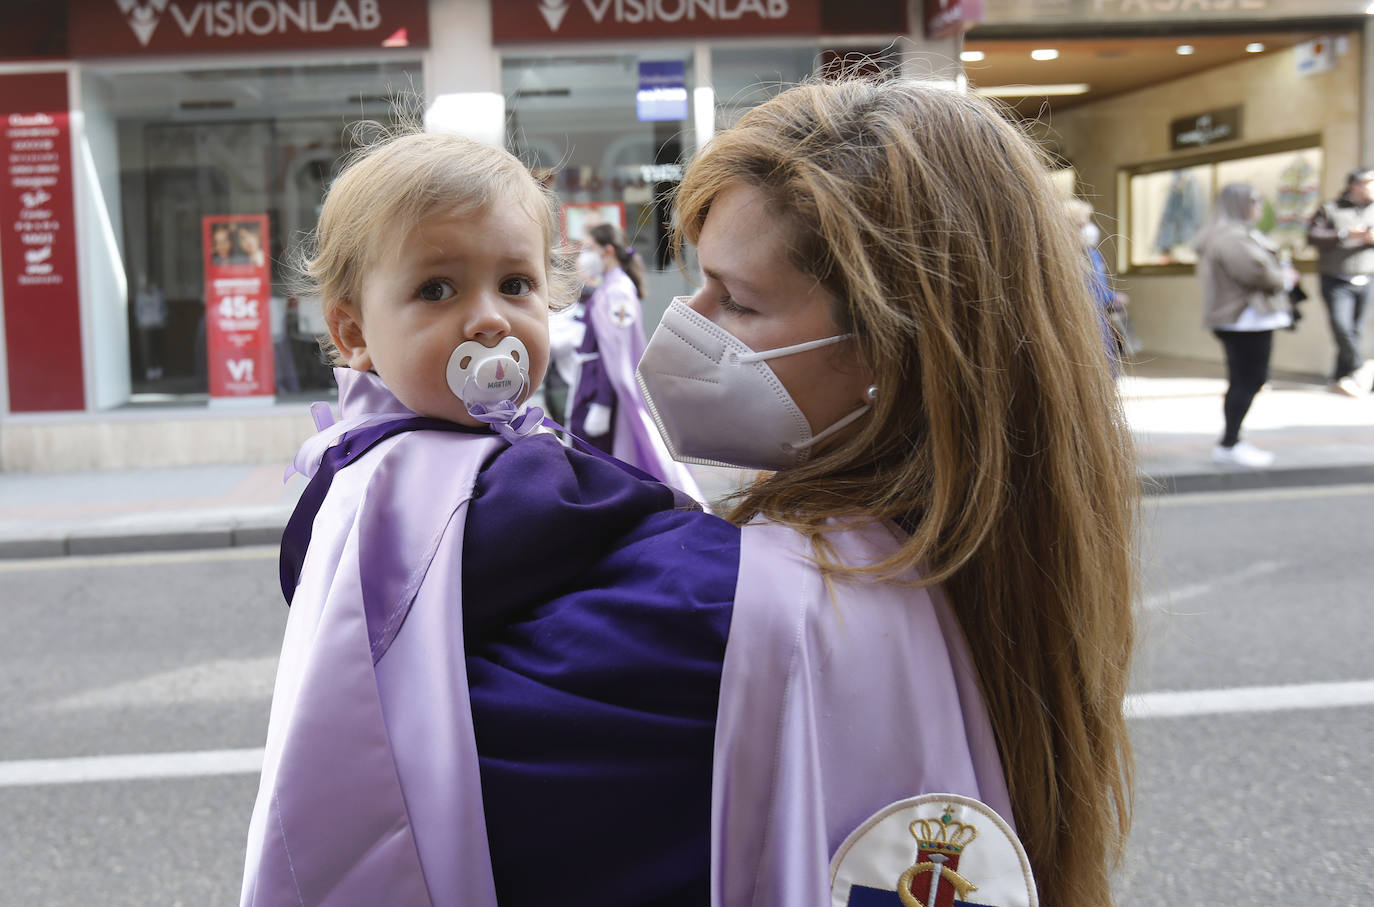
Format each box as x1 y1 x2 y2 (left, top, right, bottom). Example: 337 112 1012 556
1 356 1371 558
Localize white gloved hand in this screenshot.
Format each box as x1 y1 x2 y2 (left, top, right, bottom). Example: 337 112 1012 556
583 402 612 438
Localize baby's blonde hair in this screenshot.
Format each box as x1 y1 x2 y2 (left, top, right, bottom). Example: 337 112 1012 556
299 129 575 363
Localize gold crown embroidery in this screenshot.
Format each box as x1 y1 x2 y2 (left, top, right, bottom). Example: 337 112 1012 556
897 807 981 907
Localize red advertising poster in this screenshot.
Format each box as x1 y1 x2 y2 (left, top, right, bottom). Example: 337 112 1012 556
0 72 84 413
202 215 274 401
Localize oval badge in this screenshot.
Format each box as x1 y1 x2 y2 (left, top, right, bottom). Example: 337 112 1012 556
829 793 1037 907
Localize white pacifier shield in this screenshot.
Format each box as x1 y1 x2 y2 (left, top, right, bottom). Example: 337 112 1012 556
829 793 1037 907
445 336 529 406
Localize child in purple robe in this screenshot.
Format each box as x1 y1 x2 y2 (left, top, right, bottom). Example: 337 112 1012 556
241 129 737 907
548 222 701 494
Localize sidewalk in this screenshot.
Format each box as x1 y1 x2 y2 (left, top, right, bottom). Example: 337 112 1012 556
2 356 1371 558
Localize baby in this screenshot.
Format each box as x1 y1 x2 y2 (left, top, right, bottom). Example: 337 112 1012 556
240 129 738 906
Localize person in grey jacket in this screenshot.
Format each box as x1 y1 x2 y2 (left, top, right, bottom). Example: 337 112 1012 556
1197 182 1296 468
1307 167 1374 396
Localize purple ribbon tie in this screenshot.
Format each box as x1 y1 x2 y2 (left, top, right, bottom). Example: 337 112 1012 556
466 401 547 444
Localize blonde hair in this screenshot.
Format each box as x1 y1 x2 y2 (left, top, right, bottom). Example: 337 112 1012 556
299 129 576 363
673 78 1137 905
1064 196 1094 228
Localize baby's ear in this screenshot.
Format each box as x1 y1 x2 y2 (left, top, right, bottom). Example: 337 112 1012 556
325 301 372 372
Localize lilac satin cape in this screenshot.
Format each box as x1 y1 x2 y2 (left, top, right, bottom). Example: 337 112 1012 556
711 519 1013 907
241 370 505 907
578 269 704 500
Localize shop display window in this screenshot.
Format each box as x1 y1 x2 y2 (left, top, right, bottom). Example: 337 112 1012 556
503 45 823 318
505 50 699 278
85 60 420 403
1122 137 1323 271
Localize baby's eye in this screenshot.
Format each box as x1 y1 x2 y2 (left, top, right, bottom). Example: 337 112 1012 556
417 279 455 302
500 276 535 296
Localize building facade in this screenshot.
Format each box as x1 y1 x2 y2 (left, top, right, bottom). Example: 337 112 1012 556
0 0 1368 469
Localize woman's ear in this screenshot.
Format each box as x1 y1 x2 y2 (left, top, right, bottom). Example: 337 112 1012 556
325 301 373 372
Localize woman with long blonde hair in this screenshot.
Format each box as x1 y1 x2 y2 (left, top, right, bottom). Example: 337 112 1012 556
638 77 1137 905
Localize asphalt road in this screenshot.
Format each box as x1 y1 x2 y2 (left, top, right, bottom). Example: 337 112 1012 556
1 483 1371 905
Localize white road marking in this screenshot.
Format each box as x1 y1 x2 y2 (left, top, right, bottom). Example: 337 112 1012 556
46 657 278 711
1126 679 1374 719
0 545 277 573
1140 559 1286 611
0 748 264 788
2 680 1370 788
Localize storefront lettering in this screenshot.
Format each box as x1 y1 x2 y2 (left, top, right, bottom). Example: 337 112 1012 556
8 114 55 128
152 0 381 41
583 0 790 25
1091 0 1266 11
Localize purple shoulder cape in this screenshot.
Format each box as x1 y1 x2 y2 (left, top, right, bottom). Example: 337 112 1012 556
711 518 1014 906
244 369 738 906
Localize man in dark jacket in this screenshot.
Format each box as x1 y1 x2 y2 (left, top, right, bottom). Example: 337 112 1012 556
1308 167 1374 396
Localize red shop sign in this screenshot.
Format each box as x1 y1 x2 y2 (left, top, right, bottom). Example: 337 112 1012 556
0 73 84 413
203 215 274 401
493 0 823 42
67 0 429 56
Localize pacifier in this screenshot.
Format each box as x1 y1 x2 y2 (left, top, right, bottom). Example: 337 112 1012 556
445 336 530 409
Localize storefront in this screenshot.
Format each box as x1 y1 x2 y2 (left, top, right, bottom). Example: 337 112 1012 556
1 0 971 469
1 0 429 426
964 0 1374 375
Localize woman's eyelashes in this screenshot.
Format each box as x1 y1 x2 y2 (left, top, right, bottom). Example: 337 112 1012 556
717 294 754 316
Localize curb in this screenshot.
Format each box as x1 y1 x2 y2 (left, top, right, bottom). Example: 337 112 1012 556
0 524 283 560
1143 463 1374 495
3 463 1372 560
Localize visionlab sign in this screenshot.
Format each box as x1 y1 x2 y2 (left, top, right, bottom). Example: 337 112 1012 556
67 0 428 55
497 0 815 41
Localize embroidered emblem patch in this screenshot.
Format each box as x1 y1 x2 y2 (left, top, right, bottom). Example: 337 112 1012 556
610 300 636 327
829 793 1037 907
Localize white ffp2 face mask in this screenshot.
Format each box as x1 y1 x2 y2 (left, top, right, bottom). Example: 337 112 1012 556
635 297 870 471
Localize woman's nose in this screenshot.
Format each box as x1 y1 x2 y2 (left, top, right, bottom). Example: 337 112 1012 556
684 290 717 319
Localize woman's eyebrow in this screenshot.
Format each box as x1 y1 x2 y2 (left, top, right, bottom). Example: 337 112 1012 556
702 265 761 296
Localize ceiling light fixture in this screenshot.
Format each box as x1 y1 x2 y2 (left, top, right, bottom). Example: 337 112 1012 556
1246 42 1265 53
1176 44 1196 55
960 50 986 63
975 83 1091 98
1030 48 1059 61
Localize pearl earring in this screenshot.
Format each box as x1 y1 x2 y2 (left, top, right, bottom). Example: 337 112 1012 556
866 385 878 403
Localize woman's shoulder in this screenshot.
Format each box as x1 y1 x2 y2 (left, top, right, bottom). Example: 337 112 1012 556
741 516 910 565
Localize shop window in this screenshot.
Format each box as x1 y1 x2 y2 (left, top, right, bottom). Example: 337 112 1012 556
1121 137 1323 272
505 51 696 271
86 60 420 403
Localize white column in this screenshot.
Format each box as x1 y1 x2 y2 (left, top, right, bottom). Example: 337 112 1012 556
423 0 505 146
1362 19 1374 167
692 42 714 156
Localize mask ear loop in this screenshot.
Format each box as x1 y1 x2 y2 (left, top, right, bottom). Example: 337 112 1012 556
732 332 856 365
781 394 873 457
